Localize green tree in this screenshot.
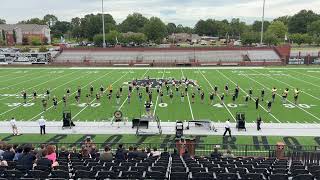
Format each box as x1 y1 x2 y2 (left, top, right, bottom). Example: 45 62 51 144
166 23 177 34
30 36 41 46
43 14 58 27
266 21 288 39
241 31 260 45
264 32 279 45
80 14 116 40
288 10 320 34
119 13 149 33
51 21 72 39
106 30 123 45
273 16 291 25
194 19 212 36
315 36 320 46
252 21 270 32
0 18 6 24
70 17 82 39
123 32 147 44
143 17 167 43
308 20 320 37
290 33 304 45
230 18 247 37
18 18 46 25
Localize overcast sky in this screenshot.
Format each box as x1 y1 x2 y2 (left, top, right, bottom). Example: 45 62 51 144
1 0 320 26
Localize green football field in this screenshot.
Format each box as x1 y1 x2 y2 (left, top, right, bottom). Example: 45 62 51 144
0 67 320 124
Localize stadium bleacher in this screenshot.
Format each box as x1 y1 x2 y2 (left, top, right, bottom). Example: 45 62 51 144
245 50 281 62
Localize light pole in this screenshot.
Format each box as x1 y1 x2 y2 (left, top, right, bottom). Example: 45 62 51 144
260 0 266 45
102 0 106 48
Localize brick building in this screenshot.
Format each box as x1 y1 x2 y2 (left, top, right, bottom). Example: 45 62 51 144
0 24 51 45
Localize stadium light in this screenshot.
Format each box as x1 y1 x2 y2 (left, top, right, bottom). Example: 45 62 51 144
102 0 106 48
260 0 266 45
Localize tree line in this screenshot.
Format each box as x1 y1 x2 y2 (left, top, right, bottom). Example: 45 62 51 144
0 9 320 46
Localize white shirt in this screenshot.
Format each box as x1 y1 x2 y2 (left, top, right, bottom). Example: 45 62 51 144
38 118 46 126
225 121 231 128
10 119 17 126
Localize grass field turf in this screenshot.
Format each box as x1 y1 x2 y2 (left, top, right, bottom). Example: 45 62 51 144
0 67 320 123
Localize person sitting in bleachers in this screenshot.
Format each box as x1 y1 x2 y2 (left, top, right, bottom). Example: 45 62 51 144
90 145 99 159
152 147 161 157
2 144 15 161
100 145 113 161
211 147 222 159
58 146 69 158
127 146 136 159
69 146 80 159
115 144 127 161
138 148 148 159
46 145 59 167
223 149 234 158
17 144 36 170
13 146 23 161
183 149 190 159
80 145 92 159
161 147 170 157
36 144 46 160
36 149 52 169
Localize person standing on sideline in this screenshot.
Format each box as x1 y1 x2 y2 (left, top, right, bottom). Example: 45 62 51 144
10 117 20 136
38 116 46 135
223 119 232 137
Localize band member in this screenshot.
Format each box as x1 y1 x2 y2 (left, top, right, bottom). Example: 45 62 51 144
107 93 112 101
148 91 153 103
120 86 123 94
146 85 150 94
232 94 236 104
235 85 239 99
200 91 205 104
224 83 229 95
127 93 131 104
261 88 265 102
156 84 161 94
169 90 174 103
75 94 80 104
220 94 225 105
66 88 71 97
22 90 27 104
52 96 58 110
145 101 152 116
46 89 50 100
271 87 277 102
249 88 253 99
42 98 47 111
96 93 100 102
294 88 300 105
166 84 170 95
282 88 289 104
160 91 164 103
267 100 272 112
136 85 139 93
86 93 90 105
33 90 37 100
77 86 81 97
181 92 185 102
191 92 195 103
116 92 120 105
138 92 143 103
175 85 180 96
90 85 94 97
245 95 249 105
209 92 214 105
214 85 218 93
128 85 133 93
100 85 104 96
255 97 259 110
197 86 201 94
185 85 188 93
108 84 113 94
62 95 67 107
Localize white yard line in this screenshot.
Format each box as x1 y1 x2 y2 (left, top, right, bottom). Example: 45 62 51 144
217 70 282 123
243 74 320 122
291 70 320 80
0 71 80 116
0 69 47 83
288 74 320 89
199 69 236 122
153 70 165 116
72 72 128 120
181 69 195 121
28 70 115 121
0 71 78 101
251 69 320 101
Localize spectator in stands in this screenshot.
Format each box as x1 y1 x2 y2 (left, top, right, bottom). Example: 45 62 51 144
2 144 15 161
36 149 52 169
58 146 69 158
0 144 5 158
17 144 36 170
183 149 190 159
127 146 136 159
210 148 222 159
138 148 148 158
90 145 99 159
146 148 152 157
69 146 80 159
46 145 58 167
36 144 46 159
152 147 161 157
223 149 234 158
115 144 126 161
100 145 113 161
81 147 92 159
13 146 23 161
161 147 170 157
